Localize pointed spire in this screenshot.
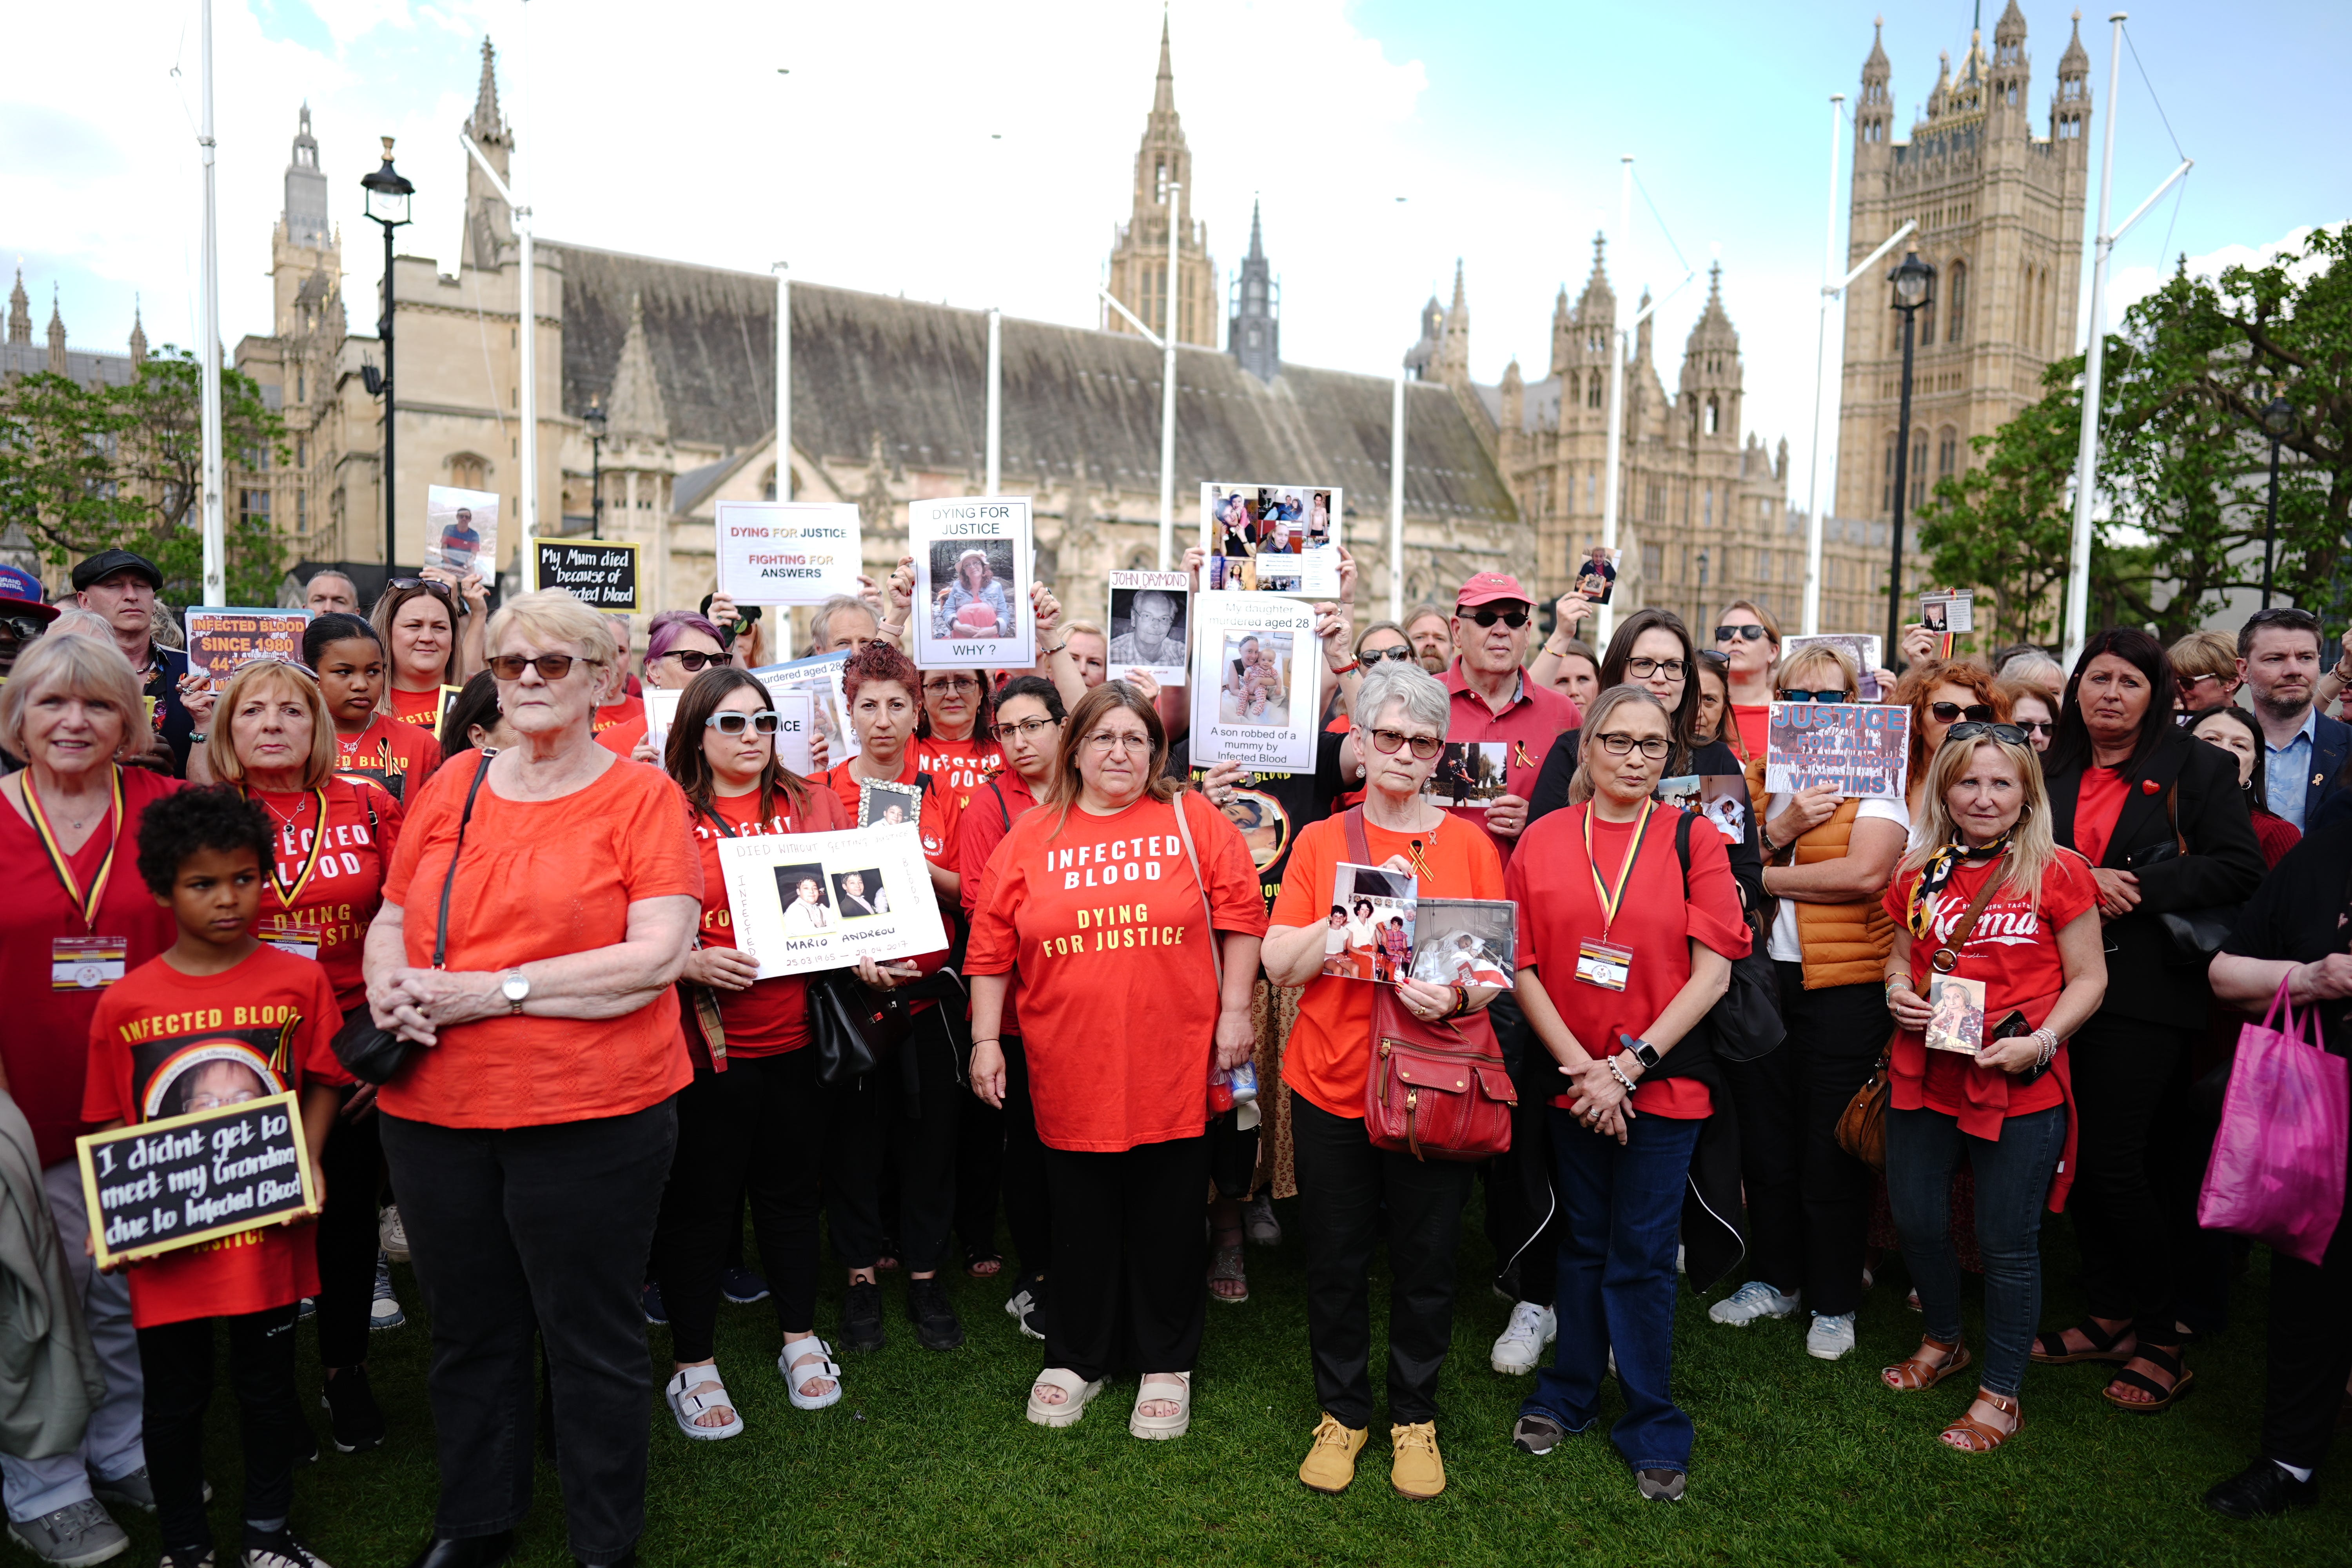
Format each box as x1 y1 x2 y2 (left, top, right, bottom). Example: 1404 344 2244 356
1448 258 1467 315
1153 8 1175 116
128 298 147 367
470 37 506 144
46 287 68 374
1247 196 1264 261
606 292 670 442
6 264 28 346
1994 0 2029 46
1588 231 1609 285
1864 15 1891 78
2059 9 2089 72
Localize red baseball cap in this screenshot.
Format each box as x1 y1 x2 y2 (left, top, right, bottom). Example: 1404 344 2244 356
1454 572 1532 610
0 565 59 626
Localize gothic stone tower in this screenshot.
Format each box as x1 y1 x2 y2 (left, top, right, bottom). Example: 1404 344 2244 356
1229 199 1278 382
1103 16 1218 348
1835 3 2090 588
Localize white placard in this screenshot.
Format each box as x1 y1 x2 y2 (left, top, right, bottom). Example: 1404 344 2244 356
714 501 864 606
766 688 815 777
425 485 499 576
719 823 948 979
1106 571 1190 686
911 497 1034 668
752 653 856 765
1198 481 1341 598
642 687 682 771
1188 591 1319 774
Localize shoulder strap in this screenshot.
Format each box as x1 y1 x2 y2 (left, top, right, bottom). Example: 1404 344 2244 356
431 751 495 970
1171 791 1223 992
1675 809 1694 893
2162 780 2188 857
1934 857 2009 960
1343 803 1372 865
694 800 738 838
987 777 1011 833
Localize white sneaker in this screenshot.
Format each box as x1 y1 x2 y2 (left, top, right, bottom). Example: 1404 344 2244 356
1490 1301 1557 1374
377 1205 408 1263
1807 1311 1857 1361
368 1251 405 1330
1708 1280 1800 1326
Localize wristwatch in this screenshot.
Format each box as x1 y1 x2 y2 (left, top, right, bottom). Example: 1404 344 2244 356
500 971 530 1016
1618 1033 1661 1070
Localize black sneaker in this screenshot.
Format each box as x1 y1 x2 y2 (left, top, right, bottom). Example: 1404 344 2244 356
321 1365 386 1454
841 1279 886 1352
289 1422 319 1468
908 1275 964 1350
242 1525 332 1567
720 1267 771 1305
161 1547 215 1568
1512 1414 1566 1455
640 1282 668 1327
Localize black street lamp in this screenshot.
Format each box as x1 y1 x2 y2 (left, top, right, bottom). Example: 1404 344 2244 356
584 398 608 540
1885 248 1935 661
2261 392 2295 609
360 138 414 577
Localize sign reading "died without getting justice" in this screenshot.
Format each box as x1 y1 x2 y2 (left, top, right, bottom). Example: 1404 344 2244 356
76 1091 319 1269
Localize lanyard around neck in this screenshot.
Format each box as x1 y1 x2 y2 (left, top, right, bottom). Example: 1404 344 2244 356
1583 797 1656 943
252 787 333 909
25 766 125 931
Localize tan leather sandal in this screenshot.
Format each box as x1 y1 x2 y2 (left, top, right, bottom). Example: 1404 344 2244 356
1939 1390 2022 1453
1881 1337 1971 1392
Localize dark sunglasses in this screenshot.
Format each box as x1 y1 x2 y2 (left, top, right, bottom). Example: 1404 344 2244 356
2017 718 2054 735
1461 607 1530 630
1779 688 1851 704
1360 645 1419 664
657 649 732 672
1695 650 1731 670
0 613 48 642
488 652 603 681
1929 701 1996 724
385 577 455 599
705 711 781 735
1364 726 1444 759
1715 625 1770 642
2243 607 2322 633
1945 721 2031 748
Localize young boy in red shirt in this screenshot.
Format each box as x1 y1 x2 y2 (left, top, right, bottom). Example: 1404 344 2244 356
83 788 344 1568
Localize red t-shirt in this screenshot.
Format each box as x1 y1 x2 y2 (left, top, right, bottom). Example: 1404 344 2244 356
686 784 851 1056
378 756 702 1129
964 791 1269 1151
387 685 445 732
1881 850 2098 1122
0 768 183 1167
335 713 443 804
916 734 1005 812
815 752 961 872
1730 704 1771 762
249 779 403 1013
81 945 343 1327
959 772 1040 1037
1505 803 1751 1118
1440 667 1579 862
2073 767 2129 866
595 714 651 760
593 693 646 740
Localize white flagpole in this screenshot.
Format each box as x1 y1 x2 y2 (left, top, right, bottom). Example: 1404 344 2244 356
197 0 224 604
1802 95 1844 636
1599 156 1632 648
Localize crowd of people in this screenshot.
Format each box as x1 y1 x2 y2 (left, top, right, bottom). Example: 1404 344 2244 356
0 541 2347 1568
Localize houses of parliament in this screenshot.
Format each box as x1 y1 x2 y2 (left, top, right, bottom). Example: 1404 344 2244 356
9 8 2087 644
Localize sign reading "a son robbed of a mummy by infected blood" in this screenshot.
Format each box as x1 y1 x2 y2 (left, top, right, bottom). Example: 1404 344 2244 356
713 501 865 606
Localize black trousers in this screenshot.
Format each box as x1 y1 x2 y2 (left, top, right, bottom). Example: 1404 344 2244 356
381 1102 676 1567
1207 1109 1260 1201
2067 1012 2196 1343
651 1051 826 1362
1722 967 1885 1317
954 1073 1005 1264
824 1012 960 1274
139 1304 301 1551
2261 1137 2352 1470
1484 991 1560 1308
314 1078 383 1370
1294 1094 1474 1428
1042 1134 1211 1382
998 1036 1052 1280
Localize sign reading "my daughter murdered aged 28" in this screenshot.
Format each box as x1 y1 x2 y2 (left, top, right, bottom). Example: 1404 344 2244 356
713 501 865 606
1764 702 1911 800
76 1091 320 1270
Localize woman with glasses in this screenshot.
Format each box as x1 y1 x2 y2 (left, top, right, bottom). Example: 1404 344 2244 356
595 610 733 762
1712 599 1781 759
1878 720 2106 1453
967 683 1266 1441
648 668 854 1443
307 612 443 803
915 670 1003 814
1260 662 1506 1499
1503 686 1749 1503
1995 680 2056 756
371 577 474 735
2168 630 2244 716
1891 659 2011 822
2034 630 2264 1412
1710 642 1906 1362
363 591 702 1568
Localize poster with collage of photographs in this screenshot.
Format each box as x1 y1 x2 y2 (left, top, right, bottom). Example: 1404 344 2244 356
1198 481 1341 598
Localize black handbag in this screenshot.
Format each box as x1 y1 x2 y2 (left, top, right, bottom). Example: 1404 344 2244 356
331 752 494 1085
1675 812 1785 1063
806 969 899 1087
2133 783 2241 971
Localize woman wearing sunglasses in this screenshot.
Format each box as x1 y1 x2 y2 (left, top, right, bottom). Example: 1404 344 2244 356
364 591 702 1568
1889 660 2010 823
1710 641 1905 1362
596 610 733 762
1995 680 2056 757
646 667 854 1443
1712 599 1781 759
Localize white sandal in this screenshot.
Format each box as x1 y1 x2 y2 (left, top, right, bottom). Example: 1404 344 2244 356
778 1335 842 1411
1129 1370 1192 1441
665 1364 743 1441
1026 1366 1104 1428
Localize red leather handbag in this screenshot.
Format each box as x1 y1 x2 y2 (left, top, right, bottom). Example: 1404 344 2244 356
1341 808 1516 1161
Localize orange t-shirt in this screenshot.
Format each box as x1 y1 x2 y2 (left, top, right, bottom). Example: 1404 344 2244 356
377 755 702 1128
336 713 443 804
387 684 445 732
82 946 343 1327
1270 812 1506 1120
964 791 1269 1151
593 693 646 739
916 734 1005 811
595 713 651 760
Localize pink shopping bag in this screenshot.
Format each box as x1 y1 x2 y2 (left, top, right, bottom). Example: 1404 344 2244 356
2198 978 2350 1268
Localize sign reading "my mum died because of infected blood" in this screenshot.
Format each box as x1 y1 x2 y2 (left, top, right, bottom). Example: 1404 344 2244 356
714 501 866 606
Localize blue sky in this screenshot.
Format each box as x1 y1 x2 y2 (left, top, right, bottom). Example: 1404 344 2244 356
9 0 2345 495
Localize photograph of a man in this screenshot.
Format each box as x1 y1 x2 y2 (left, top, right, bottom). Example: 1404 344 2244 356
1108 589 1184 669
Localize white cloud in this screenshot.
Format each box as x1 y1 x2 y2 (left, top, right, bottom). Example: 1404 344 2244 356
2108 221 2343 320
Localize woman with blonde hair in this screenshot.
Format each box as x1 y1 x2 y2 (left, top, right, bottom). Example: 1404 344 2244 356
1889 659 2011 821
2167 630 2243 715
1879 720 2106 1453
370 575 480 734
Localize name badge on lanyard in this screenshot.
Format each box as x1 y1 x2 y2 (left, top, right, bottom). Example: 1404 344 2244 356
1577 799 1656 992
29 768 129 988
1575 938 1633 992
51 936 127 991
261 919 321 962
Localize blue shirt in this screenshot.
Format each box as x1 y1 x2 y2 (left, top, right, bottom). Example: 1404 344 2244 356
2264 709 2319 831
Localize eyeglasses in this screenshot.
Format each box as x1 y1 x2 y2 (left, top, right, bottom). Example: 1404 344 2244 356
1001 716 1060 740
1593 731 1673 760
1929 701 1996 724
0 613 47 642
2243 607 2322 634
1779 688 1851 704
385 577 454 599
1364 727 1443 760
1083 730 1152 755
2016 718 2054 735
923 676 981 694
655 649 732 672
1625 657 1687 679
704 711 781 735
1715 624 1770 642
1359 646 1419 664
1695 650 1731 670
1945 721 2031 748
1461 607 1530 629
488 653 603 682
2175 671 2226 689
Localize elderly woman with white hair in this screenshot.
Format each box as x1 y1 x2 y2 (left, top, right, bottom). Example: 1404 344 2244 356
0 633 181 1565
363 590 702 1568
1259 661 1508 1501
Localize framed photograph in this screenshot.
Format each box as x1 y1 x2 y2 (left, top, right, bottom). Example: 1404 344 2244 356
1924 973 1987 1056
858 778 923 829
718 824 948 978
1188 591 1319 774
1330 862 1417 984
1919 588 1975 635
1106 571 1190 686
424 485 499 577
1425 741 1511 809
911 497 1033 668
1197 481 1341 597
1409 898 1517 989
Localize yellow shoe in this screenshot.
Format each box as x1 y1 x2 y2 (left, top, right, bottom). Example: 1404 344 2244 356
1298 1413 1368 1493
1390 1421 1446 1499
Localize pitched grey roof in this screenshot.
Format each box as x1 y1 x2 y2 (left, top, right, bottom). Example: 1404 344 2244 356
545 240 1515 525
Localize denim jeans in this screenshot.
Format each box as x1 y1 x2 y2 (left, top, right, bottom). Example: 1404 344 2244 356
1884 1103 2066 1398
1522 1107 1702 1474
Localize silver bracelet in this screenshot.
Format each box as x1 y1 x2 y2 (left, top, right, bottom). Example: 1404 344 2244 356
1606 1056 1639 1094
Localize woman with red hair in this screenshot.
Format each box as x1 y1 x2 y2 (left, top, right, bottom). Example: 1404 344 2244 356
1890 660 2010 822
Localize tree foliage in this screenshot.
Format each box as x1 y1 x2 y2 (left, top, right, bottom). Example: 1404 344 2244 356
0 346 288 606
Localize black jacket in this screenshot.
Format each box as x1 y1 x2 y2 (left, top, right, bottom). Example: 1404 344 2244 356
2044 733 2267 1026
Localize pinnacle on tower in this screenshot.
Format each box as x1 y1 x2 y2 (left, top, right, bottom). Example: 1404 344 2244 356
46 287 68 374
128 299 147 367
6 264 28 345
470 37 507 143
606 292 670 442
1153 8 1174 116
2059 10 2089 73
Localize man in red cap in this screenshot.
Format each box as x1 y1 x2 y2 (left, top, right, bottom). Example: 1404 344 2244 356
1441 571 1579 858
0 565 60 681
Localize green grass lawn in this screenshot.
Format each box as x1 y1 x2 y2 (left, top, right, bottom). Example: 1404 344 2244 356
122 1194 2348 1568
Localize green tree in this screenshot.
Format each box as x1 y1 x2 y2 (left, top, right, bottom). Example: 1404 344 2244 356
1915 358 2083 648
0 346 288 606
